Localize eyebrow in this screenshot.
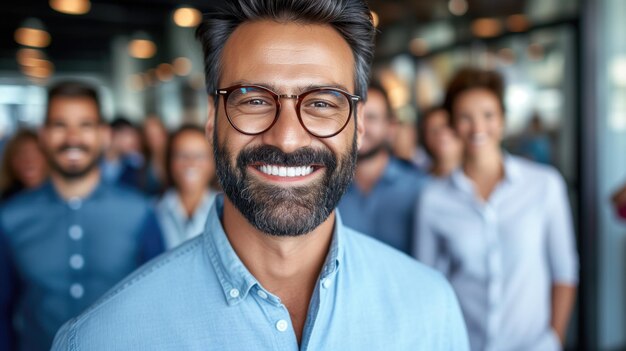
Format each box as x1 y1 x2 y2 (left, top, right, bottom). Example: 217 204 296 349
226 81 352 95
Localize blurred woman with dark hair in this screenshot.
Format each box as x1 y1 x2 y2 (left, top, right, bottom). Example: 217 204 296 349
0 129 48 200
418 106 462 178
414 67 578 351
155 125 217 249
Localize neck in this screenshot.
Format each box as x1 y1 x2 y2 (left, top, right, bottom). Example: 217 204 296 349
430 155 460 178
355 150 389 193
178 188 206 218
222 197 333 292
50 168 101 200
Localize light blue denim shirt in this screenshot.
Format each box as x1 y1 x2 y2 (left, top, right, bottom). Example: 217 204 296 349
338 157 428 254
0 180 164 351
53 194 469 351
414 155 579 351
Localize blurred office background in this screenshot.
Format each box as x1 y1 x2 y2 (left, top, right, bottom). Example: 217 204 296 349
0 0 624 349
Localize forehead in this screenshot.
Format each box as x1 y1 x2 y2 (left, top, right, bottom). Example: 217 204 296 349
47 97 99 122
220 20 355 92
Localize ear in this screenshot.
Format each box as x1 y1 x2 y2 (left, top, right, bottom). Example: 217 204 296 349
355 101 365 151
205 96 216 145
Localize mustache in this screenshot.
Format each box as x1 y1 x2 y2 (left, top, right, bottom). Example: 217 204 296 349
55 144 90 153
236 145 337 170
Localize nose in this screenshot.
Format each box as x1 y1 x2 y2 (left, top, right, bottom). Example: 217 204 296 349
65 125 83 144
261 98 312 153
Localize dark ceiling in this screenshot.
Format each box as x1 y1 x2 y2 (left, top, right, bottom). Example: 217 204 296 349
0 0 527 72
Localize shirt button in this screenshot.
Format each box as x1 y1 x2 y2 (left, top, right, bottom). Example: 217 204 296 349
275 319 289 332
69 254 84 270
322 278 332 289
68 198 82 210
69 283 84 299
68 225 83 240
229 288 240 298
257 290 268 299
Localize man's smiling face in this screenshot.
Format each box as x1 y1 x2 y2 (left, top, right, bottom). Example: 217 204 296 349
211 20 364 236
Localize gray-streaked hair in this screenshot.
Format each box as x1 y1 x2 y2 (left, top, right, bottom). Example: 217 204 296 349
195 0 376 100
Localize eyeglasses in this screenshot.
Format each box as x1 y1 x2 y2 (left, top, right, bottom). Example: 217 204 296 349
215 84 361 138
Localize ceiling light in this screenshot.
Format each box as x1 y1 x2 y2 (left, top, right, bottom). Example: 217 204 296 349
156 63 174 81
128 37 156 59
14 19 51 48
448 0 468 16
50 0 91 15
506 14 530 32
471 18 502 38
173 7 202 27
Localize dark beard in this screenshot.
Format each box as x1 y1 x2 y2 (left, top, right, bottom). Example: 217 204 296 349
214 135 357 237
46 145 101 180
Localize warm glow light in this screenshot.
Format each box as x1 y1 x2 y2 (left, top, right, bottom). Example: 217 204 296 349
21 60 54 79
14 27 51 48
370 11 379 27
156 63 174 81
409 38 429 56
173 7 202 27
128 39 156 59
173 57 192 76
50 0 91 15
16 48 44 66
471 18 502 38
448 0 468 16
506 14 530 32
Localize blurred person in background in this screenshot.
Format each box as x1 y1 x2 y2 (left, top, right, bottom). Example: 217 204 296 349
0 129 48 200
517 112 553 165
418 106 462 178
101 117 143 185
156 125 217 250
338 82 428 254
139 115 168 196
414 68 578 351
0 81 164 351
611 180 626 220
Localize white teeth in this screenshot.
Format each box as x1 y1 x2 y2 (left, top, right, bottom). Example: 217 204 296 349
64 149 85 161
471 133 487 144
258 165 314 177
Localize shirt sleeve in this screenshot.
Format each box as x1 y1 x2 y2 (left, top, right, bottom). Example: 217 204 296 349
546 171 579 285
137 209 165 264
0 228 16 351
413 189 451 274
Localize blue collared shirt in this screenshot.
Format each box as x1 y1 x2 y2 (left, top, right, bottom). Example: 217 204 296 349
155 189 217 249
0 180 164 351
52 194 469 351
338 156 428 253
414 155 579 351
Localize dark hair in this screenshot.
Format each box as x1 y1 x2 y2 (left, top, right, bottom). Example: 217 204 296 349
110 116 135 132
367 81 393 121
418 105 448 158
164 124 210 189
195 0 376 100
443 67 506 121
46 80 102 124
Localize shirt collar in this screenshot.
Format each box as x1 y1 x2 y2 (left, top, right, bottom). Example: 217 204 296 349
42 177 107 205
450 152 522 192
203 194 343 306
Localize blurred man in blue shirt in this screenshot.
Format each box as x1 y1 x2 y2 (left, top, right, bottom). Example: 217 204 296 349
339 83 428 254
52 1 469 350
0 81 164 351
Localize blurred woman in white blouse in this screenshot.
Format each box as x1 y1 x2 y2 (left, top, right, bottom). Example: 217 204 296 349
156 125 217 250
414 68 578 351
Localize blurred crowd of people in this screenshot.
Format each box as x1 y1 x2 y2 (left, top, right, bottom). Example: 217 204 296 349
0 66 590 350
